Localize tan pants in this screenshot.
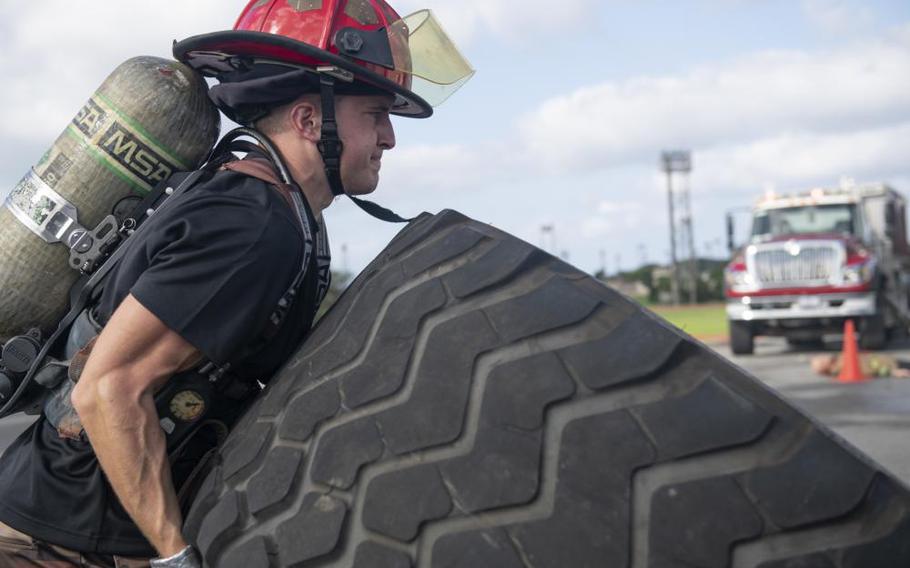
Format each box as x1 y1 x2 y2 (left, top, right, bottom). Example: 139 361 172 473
0 522 149 567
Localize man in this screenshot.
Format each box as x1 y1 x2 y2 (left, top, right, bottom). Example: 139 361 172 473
0 1 472 566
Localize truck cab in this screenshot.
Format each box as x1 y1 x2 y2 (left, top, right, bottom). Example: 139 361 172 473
724 182 910 354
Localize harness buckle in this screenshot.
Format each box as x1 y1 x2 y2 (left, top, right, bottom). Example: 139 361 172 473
317 139 344 166
70 215 123 275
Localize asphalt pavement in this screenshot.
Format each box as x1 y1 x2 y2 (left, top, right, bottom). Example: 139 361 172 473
717 335 910 484
1 336 909 487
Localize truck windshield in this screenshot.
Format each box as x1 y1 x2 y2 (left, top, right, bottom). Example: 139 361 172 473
751 204 857 238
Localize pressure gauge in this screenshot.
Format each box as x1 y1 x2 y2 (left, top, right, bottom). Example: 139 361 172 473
168 390 206 422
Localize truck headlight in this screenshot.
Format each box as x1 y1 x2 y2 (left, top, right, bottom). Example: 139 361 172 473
843 259 875 284
725 267 754 290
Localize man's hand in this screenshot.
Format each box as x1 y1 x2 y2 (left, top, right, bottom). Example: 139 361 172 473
71 294 202 557
150 545 202 567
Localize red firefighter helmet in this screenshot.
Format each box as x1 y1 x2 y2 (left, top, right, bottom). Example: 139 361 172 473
173 0 473 119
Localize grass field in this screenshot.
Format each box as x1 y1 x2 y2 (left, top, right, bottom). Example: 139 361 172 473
648 302 728 341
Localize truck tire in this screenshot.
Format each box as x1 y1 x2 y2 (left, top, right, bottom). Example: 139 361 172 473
859 314 888 350
729 320 755 355
186 211 910 567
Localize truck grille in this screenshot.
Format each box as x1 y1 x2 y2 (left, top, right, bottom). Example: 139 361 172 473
750 242 843 286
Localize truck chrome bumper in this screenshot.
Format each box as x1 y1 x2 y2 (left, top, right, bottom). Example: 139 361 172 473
727 292 877 321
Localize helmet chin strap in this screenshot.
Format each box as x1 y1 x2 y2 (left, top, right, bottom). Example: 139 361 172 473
316 74 346 199
316 74 413 224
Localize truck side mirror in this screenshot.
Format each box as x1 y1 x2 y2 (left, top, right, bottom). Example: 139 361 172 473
726 213 735 253
885 204 897 236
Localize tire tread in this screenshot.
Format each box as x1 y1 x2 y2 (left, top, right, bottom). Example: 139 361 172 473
187 210 910 567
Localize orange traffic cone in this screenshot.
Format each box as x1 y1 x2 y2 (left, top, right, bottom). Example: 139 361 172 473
838 319 868 383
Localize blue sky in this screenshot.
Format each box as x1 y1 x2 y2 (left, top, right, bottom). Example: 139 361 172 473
1 0 908 276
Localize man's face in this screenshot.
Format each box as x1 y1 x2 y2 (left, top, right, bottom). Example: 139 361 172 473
335 94 396 195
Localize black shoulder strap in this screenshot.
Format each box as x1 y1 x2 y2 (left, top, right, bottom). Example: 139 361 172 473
212 156 321 373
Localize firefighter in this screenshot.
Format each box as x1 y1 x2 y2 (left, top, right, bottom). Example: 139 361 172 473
0 1 472 565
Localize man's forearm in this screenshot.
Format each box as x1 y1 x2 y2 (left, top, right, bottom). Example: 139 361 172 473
76 372 186 557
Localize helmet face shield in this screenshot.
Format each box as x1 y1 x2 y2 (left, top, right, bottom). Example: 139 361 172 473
386 10 475 107
174 2 474 118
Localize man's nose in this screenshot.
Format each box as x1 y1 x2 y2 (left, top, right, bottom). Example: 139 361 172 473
379 115 396 150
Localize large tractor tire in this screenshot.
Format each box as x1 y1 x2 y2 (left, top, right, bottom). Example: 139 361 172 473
186 211 910 567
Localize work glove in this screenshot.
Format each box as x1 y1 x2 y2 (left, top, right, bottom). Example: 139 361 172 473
150 545 202 568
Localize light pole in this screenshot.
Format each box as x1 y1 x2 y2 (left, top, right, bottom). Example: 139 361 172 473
540 224 557 255
341 243 349 275
661 150 692 306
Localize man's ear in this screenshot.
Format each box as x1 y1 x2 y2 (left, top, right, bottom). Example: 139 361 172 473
288 97 321 143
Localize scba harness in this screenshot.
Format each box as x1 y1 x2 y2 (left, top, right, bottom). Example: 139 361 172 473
0 129 330 499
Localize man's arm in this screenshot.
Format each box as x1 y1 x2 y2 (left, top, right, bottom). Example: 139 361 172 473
71 294 203 558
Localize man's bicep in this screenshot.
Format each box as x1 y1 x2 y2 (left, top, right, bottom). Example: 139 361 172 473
81 294 202 393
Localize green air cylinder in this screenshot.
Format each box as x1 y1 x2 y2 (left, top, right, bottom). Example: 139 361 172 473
0 56 220 341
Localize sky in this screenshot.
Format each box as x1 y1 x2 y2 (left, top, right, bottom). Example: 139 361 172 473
1 0 908 276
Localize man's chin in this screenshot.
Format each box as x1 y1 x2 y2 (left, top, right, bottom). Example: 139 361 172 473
343 177 380 196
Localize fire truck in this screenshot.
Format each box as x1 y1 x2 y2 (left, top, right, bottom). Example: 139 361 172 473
724 181 910 355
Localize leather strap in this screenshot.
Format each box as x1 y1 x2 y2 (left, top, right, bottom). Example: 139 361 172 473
220 159 298 212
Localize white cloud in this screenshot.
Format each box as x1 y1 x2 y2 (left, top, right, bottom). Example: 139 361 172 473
0 1 232 144
598 200 641 214
802 0 875 35
0 0 594 167
351 26 910 273
581 212 644 239
1 1 907 277
377 31 910 208
519 32 910 172
394 0 598 44
365 30 910 251
580 216 612 238
579 200 646 238
378 143 487 196
695 122 910 193
894 22 910 43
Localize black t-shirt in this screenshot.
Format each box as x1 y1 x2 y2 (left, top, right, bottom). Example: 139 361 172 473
0 164 327 555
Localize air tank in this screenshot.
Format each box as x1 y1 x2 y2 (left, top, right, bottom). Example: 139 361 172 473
0 56 220 341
